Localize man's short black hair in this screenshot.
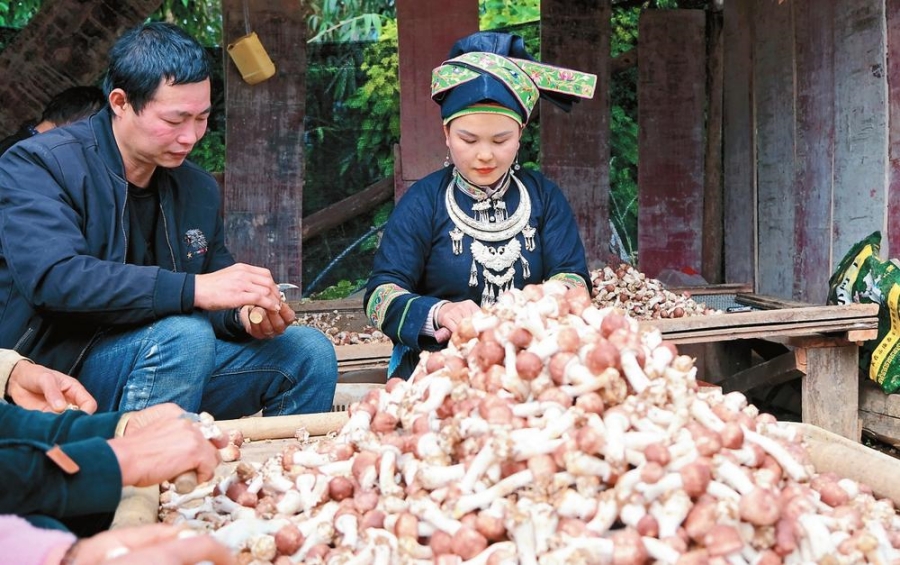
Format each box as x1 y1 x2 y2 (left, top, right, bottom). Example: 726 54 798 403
103 22 211 114
40 86 105 125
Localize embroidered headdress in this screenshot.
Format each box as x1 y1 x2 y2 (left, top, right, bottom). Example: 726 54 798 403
431 31 597 125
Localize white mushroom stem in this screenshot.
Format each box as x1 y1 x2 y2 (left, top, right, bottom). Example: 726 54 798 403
379 448 402 497
602 409 630 463
409 496 462 536
620 349 651 393
643 535 682 565
460 441 499 493
742 427 811 482
212 516 290 551
160 483 215 509
649 490 692 538
690 398 726 433
413 462 465 491
452 469 534 517
297 502 340 558
556 488 598 520
292 450 334 467
275 489 303 515
586 493 619 535
796 513 835 562
414 376 454 415
714 457 756 495
335 512 359 548
506 513 538 565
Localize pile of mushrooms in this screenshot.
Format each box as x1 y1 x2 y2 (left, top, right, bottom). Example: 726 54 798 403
161 281 900 564
590 264 718 319
295 310 390 346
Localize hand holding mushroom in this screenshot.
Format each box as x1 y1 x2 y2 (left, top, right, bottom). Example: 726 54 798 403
108 404 228 488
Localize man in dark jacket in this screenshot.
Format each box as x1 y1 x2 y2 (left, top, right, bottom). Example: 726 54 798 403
0 22 337 419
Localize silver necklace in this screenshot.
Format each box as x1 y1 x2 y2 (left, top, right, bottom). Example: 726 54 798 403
446 172 536 305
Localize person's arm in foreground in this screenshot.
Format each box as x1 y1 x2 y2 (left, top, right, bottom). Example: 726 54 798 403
0 516 234 565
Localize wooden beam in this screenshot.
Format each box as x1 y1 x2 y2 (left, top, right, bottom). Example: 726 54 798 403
395 0 477 199
722 350 804 394
222 0 306 285
541 0 611 268
301 177 393 241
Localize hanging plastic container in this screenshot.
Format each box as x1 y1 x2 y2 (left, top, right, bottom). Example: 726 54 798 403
227 32 276 85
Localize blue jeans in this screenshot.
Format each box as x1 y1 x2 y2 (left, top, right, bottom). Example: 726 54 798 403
76 314 338 418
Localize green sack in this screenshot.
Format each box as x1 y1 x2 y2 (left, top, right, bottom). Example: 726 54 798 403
829 232 900 393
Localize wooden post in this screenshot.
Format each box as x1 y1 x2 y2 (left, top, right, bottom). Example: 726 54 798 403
792 0 835 304
637 10 707 279
395 0 478 200
722 0 756 288
222 0 306 285
803 345 861 440
540 0 611 269
702 7 724 284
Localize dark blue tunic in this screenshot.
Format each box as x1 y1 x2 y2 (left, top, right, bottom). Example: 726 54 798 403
365 166 589 379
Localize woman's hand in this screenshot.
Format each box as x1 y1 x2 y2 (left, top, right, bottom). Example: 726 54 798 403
434 299 481 343
6 360 98 413
62 524 235 565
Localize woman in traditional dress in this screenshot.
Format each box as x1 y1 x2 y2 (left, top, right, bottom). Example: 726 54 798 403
365 31 597 379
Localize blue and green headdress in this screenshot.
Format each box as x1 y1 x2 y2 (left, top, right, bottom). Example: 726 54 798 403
431 32 597 126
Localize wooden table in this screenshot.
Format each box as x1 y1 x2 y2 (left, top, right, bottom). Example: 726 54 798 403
641 294 879 441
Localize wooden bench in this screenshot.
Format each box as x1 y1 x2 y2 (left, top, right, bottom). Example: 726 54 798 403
641 294 879 441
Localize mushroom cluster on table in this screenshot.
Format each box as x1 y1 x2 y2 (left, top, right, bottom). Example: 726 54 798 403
160 281 900 565
590 264 718 320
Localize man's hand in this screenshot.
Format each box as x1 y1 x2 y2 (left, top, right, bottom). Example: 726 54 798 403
434 299 481 343
70 524 235 565
109 404 227 487
6 360 98 413
239 302 296 340
194 263 282 313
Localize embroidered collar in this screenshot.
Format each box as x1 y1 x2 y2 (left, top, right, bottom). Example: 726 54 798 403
452 168 512 201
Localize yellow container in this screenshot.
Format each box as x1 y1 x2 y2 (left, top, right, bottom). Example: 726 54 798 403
227 32 276 85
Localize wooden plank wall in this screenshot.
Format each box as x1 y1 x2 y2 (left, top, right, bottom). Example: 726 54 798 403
792 0 835 305
637 10 707 279
724 0 889 302
222 0 306 285
541 0 611 269
890 1 900 250
395 0 478 199
722 0 756 288
752 0 795 298
890 0 900 250
831 2 887 266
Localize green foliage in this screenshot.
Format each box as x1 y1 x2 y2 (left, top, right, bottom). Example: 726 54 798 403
0 0 39 28
343 19 399 179
152 0 221 46
479 0 539 30
309 278 367 300
308 0 395 43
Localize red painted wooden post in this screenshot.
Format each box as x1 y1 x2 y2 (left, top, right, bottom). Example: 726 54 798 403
541 0 612 269
395 0 478 200
793 0 835 304
637 10 707 279
222 0 306 285
723 0 756 288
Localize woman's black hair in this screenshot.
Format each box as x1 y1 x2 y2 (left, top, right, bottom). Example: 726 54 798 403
103 22 211 114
